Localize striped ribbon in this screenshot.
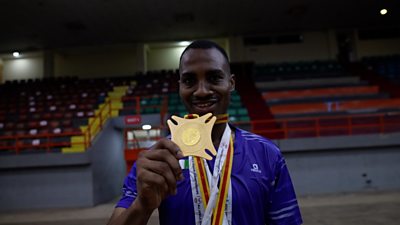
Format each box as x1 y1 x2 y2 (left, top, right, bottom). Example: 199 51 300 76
192 136 233 225
185 114 229 124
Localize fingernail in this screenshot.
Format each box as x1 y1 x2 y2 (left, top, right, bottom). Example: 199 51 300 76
176 172 184 181
176 150 184 158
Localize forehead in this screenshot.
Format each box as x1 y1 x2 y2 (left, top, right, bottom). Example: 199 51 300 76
179 48 229 74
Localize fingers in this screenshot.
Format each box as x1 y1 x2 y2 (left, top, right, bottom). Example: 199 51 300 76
138 157 178 195
136 138 185 199
147 150 183 180
137 164 170 195
148 139 184 179
134 138 186 210
136 166 169 210
150 138 184 159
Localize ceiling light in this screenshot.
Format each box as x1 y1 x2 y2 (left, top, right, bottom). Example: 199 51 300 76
380 8 388 15
178 41 191 46
142 124 152 130
13 52 20 57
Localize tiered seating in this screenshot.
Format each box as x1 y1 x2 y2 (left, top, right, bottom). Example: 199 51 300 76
253 60 344 81
228 92 250 122
130 70 179 96
254 61 399 118
120 95 165 116
119 70 178 116
252 60 400 138
363 55 400 84
167 93 186 116
0 76 132 154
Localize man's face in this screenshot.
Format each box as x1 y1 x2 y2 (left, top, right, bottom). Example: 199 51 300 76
179 48 235 116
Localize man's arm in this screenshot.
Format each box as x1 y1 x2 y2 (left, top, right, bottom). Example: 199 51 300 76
107 139 184 225
107 202 153 225
265 151 302 225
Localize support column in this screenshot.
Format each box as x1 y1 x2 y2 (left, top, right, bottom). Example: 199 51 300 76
43 50 54 78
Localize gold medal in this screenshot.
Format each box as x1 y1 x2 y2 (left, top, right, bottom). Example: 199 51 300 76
181 127 201 146
167 113 217 160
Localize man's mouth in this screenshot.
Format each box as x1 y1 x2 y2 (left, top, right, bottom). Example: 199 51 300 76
191 100 217 113
194 102 214 108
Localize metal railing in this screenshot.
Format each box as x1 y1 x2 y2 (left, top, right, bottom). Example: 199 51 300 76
2 95 400 154
247 112 400 139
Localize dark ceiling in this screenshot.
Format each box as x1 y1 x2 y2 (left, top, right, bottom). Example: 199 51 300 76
0 0 399 53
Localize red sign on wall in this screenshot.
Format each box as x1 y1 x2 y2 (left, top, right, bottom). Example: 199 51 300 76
124 115 142 125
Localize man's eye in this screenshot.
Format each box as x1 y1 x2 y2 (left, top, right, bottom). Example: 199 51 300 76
181 78 195 86
209 75 223 84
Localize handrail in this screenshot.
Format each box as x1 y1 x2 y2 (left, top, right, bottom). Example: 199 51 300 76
3 94 400 154
247 112 400 139
262 85 380 100
0 94 144 154
250 111 400 124
0 131 82 154
0 97 118 153
269 98 400 115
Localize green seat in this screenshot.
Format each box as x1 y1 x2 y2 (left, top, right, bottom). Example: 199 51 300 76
237 108 248 116
229 116 238 122
170 98 179 105
168 105 177 111
153 108 160 114
150 98 160 105
239 116 250 122
231 94 241 102
140 100 149 105
143 108 154 114
230 101 242 108
177 105 186 111
169 93 179 98
228 109 237 116
179 111 188 117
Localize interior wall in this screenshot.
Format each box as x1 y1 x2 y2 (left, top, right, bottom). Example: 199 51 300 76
2 56 44 82
356 37 400 58
91 119 126 205
2 32 399 82
278 132 400 195
0 59 3 83
54 44 145 78
146 46 186 71
145 38 229 71
230 31 338 64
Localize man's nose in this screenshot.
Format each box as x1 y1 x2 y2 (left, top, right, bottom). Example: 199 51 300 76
193 81 212 97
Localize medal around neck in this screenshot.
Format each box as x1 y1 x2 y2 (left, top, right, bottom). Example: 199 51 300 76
167 113 217 160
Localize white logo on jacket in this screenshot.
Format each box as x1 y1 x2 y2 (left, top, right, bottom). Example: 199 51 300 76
251 163 262 173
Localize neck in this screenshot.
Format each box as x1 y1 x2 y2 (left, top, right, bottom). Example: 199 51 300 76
212 122 228 147
210 113 229 147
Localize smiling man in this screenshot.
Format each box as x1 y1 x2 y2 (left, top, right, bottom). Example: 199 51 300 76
107 40 302 225
179 42 234 116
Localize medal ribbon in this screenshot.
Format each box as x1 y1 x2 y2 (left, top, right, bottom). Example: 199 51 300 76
212 137 233 225
189 124 233 225
185 114 229 124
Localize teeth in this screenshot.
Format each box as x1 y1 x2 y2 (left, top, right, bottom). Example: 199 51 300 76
196 102 213 108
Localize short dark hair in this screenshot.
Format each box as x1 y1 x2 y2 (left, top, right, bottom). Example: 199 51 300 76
179 40 230 65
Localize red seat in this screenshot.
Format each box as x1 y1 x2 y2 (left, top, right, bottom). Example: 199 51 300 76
49 120 60 128
28 121 39 128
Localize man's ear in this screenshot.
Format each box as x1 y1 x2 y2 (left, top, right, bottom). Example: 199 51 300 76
230 74 236 92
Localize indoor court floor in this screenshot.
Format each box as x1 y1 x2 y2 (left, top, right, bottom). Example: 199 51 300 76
0 190 399 225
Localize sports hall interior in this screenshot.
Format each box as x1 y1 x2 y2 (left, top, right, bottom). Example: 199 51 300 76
0 1 399 224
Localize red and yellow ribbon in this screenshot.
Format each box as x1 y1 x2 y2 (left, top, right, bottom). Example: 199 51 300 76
193 137 234 225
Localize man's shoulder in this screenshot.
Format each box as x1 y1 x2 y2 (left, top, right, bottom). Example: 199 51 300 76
236 128 278 148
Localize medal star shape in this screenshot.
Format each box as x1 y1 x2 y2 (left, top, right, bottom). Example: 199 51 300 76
167 113 217 160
